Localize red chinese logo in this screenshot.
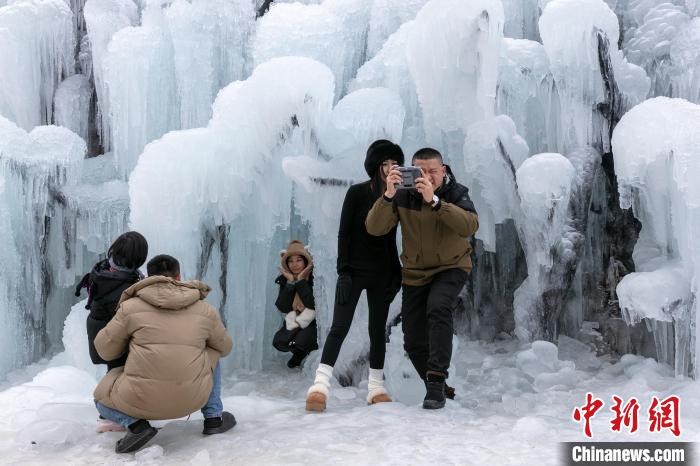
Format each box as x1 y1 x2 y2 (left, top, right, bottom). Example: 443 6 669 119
572 394 681 438
573 392 604 438
610 395 639 433
648 395 681 437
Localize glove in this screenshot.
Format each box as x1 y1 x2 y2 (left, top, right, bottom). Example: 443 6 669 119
296 308 316 329
335 274 352 305
285 311 300 331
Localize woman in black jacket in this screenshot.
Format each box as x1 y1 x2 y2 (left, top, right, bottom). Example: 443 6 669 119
75 231 148 371
272 240 318 368
305 140 403 412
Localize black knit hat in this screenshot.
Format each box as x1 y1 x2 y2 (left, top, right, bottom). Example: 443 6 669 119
364 139 404 177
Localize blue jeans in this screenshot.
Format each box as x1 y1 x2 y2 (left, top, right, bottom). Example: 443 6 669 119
95 399 138 428
201 361 223 419
95 362 223 427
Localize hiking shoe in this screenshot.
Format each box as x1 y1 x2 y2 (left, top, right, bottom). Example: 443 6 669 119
422 372 447 410
287 352 306 368
115 420 157 453
202 411 237 435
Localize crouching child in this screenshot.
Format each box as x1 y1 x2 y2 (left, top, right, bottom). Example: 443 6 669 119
272 240 318 368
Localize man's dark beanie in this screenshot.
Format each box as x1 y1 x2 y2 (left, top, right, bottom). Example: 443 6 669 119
364 139 405 177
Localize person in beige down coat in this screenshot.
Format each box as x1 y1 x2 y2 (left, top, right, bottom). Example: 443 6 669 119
93 254 235 454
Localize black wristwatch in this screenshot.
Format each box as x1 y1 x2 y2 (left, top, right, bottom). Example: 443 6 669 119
430 195 440 210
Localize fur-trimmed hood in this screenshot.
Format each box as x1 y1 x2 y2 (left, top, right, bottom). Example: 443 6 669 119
280 240 313 273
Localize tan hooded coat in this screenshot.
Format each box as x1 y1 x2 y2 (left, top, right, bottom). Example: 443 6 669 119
280 240 313 313
93 276 232 420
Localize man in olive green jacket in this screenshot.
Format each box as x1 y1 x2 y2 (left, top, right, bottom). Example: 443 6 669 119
366 148 478 409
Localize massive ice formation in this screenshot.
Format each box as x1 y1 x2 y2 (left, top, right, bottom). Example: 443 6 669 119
129 57 335 371
0 0 699 384
612 97 700 376
0 117 86 376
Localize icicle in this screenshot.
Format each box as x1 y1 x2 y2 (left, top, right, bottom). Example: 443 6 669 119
0 0 75 130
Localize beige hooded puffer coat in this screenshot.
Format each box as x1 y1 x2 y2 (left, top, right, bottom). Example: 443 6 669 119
93 275 232 420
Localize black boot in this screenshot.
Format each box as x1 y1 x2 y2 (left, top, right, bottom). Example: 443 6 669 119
422 371 447 410
445 383 456 400
115 420 157 453
287 351 306 368
202 411 237 435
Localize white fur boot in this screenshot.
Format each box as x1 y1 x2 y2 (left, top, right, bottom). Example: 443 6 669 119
367 368 392 404
306 363 333 412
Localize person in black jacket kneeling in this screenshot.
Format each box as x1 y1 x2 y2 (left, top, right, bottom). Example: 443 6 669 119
273 240 318 368
75 231 148 433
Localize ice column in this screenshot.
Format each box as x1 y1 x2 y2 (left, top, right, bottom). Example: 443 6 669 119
540 0 648 151
670 18 700 103
84 0 139 151
612 97 700 377
406 0 504 154
104 2 180 178
54 75 93 143
165 0 255 129
0 116 85 375
351 23 424 151
501 0 540 40
513 152 575 341
365 0 428 59
462 115 529 252
0 0 75 130
497 38 560 154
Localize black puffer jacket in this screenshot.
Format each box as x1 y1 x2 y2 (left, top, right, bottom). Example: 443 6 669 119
337 140 403 287
75 259 142 367
337 181 401 281
274 275 315 313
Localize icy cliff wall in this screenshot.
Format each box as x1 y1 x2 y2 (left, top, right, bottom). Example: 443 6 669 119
1 0 700 381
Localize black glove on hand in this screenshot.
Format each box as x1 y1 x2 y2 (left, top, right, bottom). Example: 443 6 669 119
335 274 352 306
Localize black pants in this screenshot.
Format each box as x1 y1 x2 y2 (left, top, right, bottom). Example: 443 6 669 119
320 275 391 369
273 320 318 355
401 268 467 378
86 314 127 371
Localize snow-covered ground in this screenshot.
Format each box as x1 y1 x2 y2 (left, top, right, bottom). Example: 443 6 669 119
0 308 696 465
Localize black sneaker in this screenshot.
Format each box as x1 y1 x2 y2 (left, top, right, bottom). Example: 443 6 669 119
202 411 237 435
115 420 157 454
422 372 447 410
287 351 306 368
